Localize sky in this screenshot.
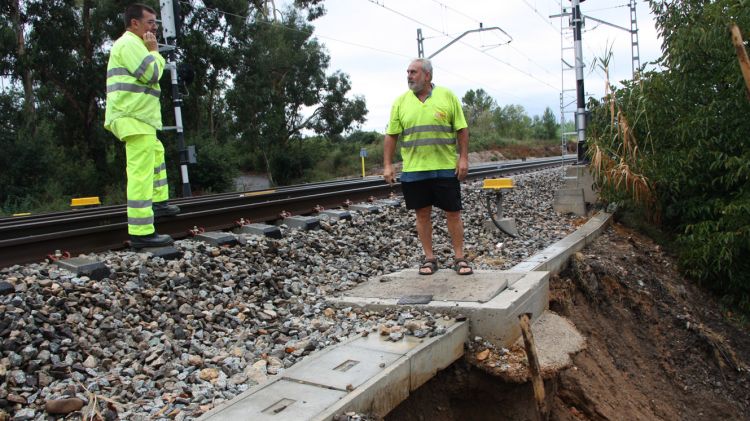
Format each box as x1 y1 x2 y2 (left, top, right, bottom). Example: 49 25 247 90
281 0 664 132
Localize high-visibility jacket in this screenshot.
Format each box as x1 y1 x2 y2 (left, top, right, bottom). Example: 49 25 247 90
386 86 468 172
104 31 165 135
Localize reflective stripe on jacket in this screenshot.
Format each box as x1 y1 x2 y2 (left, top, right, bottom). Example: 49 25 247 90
104 31 165 132
387 86 468 172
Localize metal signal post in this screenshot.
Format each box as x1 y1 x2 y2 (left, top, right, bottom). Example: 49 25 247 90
571 0 586 164
160 0 193 197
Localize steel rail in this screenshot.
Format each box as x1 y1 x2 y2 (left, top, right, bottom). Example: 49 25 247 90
0 156 575 268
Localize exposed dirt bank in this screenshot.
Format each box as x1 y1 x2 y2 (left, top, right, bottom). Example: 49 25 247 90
385 223 749 420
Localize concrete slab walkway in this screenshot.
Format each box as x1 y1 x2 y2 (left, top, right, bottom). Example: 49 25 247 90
350 269 519 303
200 320 467 420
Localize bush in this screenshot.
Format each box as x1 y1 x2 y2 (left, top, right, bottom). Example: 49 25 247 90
185 135 240 193
586 0 750 313
0 110 72 215
269 138 325 185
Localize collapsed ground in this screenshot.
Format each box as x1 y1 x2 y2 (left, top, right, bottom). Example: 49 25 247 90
386 222 749 421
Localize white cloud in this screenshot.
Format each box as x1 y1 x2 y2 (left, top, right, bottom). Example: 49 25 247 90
288 0 663 131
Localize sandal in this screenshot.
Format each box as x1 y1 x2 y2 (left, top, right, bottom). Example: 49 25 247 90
419 258 438 275
453 258 473 275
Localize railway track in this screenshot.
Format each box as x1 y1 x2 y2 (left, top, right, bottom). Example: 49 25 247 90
0 156 575 268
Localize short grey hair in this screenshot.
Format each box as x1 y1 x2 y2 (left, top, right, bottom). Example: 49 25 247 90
412 58 433 79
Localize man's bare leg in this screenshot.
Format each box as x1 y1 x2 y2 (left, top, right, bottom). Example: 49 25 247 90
415 206 435 274
446 210 470 274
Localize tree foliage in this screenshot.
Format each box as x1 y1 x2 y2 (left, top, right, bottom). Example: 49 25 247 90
0 0 367 213
587 0 750 311
461 89 559 148
461 88 495 126
226 10 366 184
539 107 558 140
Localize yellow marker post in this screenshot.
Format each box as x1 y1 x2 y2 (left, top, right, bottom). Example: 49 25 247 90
359 147 367 178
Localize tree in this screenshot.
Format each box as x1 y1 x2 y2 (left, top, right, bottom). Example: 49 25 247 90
462 88 496 126
540 106 557 139
311 71 367 141
0 0 367 211
0 0 123 204
227 9 367 185
344 130 381 144
3 1 34 117
495 104 532 140
587 0 750 310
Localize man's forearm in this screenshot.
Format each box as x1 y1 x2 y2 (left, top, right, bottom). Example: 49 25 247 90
384 134 397 165
457 128 469 158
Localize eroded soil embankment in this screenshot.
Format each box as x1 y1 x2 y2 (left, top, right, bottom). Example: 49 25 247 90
386 224 749 421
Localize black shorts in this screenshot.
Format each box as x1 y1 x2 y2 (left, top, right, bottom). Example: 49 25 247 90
401 177 462 211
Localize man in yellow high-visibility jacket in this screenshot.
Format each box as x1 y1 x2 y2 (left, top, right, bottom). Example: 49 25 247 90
105 3 179 249
383 58 473 276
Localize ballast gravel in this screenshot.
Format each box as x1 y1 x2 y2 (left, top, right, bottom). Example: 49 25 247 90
0 167 578 420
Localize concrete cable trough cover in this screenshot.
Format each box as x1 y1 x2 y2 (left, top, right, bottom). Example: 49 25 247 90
200 211 612 420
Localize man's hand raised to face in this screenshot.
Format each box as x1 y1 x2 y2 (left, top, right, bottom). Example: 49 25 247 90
143 32 157 52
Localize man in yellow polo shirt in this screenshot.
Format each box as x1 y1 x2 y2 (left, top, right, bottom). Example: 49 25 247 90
383 58 472 275
105 3 179 249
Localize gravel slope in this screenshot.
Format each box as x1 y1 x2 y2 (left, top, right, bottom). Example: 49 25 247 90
0 167 576 420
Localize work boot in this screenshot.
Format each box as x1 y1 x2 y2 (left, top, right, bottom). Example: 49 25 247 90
153 201 180 217
130 233 174 249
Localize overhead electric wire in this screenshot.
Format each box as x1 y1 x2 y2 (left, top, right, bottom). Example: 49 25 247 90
355 2 528 101
519 0 560 34
365 0 559 91
428 0 483 25
176 0 517 79
358 3 526 100
182 0 605 101
431 64 527 102
175 0 523 101
478 50 557 90
586 4 629 13
429 0 558 78
176 0 413 59
507 44 556 77
548 0 610 62
365 0 446 34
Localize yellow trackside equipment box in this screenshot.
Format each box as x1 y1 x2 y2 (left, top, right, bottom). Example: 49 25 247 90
482 178 514 190
70 197 101 208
